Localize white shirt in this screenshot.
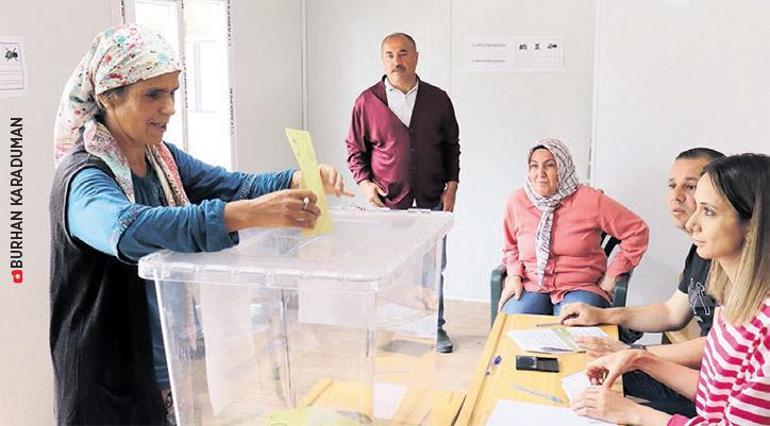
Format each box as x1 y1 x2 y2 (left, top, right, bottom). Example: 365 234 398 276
384 77 419 127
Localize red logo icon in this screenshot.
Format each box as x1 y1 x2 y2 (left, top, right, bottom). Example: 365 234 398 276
11 269 23 284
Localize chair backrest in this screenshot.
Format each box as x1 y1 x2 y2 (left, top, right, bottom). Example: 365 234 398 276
601 232 621 257
490 232 635 328
602 232 633 309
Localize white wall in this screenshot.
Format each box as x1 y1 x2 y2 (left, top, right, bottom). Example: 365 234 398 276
0 2 304 422
306 0 597 301
0 2 115 424
230 0 304 173
448 0 596 301
592 0 770 306
305 0 453 193
6 1 770 423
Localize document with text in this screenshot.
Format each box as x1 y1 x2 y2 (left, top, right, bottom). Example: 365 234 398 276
507 326 609 353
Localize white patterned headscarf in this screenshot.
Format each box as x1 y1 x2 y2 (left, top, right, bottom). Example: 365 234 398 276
53 24 189 207
524 138 581 287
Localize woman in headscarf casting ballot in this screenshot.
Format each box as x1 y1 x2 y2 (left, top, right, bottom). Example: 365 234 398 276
49 24 351 425
499 138 649 314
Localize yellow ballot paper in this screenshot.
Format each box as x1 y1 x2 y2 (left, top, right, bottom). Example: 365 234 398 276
285 128 332 235
262 407 361 426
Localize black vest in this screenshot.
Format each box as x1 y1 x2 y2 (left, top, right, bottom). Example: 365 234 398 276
49 143 164 425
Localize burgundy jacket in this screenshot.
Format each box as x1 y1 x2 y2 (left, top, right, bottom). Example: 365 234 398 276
346 76 460 209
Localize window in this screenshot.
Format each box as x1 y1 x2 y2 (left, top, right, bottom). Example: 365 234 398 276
131 0 233 169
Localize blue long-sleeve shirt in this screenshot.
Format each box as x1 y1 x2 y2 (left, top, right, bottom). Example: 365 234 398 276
67 142 294 262
66 142 294 388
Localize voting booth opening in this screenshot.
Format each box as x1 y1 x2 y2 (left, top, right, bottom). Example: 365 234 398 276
138 208 453 425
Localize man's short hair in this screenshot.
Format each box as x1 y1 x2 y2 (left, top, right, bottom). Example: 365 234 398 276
381 32 417 51
676 147 725 163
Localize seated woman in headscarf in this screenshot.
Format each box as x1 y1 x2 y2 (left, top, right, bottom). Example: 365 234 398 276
49 24 351 425
498 138 649 315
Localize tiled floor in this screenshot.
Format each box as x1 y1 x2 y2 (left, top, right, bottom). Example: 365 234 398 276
434 299 491 393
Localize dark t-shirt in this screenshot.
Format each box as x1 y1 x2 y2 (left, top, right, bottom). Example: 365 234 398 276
677 245 716 336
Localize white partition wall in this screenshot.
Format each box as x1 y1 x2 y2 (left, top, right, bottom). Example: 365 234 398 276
306 0 597 301
230 0 304 173
7 2 770 422
0 3 115 424
304 0 453 200
448 0 596 301
592 0 770 306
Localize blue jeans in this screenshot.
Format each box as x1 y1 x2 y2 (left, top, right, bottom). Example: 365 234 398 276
501 289 610 315
427 204 447 329
437 235 447 328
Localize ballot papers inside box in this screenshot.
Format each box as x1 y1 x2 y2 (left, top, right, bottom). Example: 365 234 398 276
139 208 453 425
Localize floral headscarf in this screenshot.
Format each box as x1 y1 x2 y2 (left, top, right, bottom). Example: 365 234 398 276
524 138 581 287
53 24 188 206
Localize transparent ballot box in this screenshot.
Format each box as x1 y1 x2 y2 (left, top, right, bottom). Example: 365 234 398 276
138 208 453 425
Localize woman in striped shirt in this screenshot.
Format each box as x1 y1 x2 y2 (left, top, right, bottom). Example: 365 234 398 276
571 153 770 425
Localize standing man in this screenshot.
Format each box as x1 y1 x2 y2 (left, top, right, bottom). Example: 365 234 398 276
346 33 460 353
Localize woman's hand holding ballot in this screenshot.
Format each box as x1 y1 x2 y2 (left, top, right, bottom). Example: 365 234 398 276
224 189 320 231
225 163 355 231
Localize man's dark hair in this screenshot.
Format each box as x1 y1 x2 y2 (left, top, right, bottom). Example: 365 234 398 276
676 147 725 162
381 33 417 51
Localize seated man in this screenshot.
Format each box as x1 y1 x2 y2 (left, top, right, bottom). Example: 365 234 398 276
559 147 725 416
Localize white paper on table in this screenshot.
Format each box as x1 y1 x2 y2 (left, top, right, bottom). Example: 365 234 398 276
373 382 407 420
486 399 614 426
199 284 260 415
507 327 610 353
507 329 575 352
566 327 610 338
562 371 592 402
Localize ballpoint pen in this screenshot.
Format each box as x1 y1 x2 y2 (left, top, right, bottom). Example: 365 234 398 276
510 383 564 404
485 354 502 375
535 322 564 328
536 314 577 327
533 346 573 353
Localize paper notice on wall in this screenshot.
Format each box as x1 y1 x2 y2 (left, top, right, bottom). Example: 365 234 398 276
512 37 563 72
0 38 27 97
465 37 515 72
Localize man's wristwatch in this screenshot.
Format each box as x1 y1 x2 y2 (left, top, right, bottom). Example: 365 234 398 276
628 343 647 350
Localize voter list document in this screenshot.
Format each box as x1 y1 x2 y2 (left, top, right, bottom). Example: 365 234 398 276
507 326 609 353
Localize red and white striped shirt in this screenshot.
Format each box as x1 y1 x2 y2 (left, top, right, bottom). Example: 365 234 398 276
668 301 770 425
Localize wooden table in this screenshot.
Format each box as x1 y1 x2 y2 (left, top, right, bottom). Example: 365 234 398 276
295 379 464 425
455 314 621 425
663 317 700 344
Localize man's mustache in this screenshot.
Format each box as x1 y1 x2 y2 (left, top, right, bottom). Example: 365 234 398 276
391 65 405 72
